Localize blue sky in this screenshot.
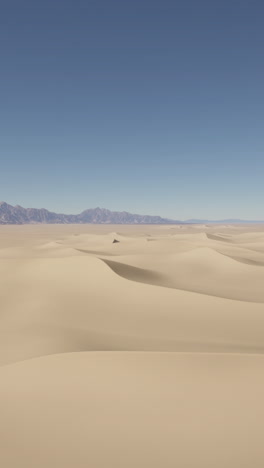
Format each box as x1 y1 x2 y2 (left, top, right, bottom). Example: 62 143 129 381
1 0 263 219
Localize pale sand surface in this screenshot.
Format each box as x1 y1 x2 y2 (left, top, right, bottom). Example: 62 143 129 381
1 224 264 467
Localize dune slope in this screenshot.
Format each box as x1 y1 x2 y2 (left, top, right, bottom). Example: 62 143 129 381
1 352 264 468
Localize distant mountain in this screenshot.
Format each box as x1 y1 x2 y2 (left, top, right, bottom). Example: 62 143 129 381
186 218 264 224
0 202 181 225
1 202 263 225
76 207 180 224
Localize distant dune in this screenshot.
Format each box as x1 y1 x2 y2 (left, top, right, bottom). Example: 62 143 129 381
1 223 264 467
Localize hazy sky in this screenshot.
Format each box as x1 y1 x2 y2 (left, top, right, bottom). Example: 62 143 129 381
1 0 263 219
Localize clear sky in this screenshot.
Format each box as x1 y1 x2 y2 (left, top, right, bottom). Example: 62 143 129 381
1 0 263 220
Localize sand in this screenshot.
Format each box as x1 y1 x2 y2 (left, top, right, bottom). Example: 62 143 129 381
1 223 264 467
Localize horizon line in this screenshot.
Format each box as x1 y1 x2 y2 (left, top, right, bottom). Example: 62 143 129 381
1 201 264 223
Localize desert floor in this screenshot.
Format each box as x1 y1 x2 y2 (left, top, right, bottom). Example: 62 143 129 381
1 223 264 467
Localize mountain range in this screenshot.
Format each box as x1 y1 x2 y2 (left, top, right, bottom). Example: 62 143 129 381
0 202 263 225
0 202 180 225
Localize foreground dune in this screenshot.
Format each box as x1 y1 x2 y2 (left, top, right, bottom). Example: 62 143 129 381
1 352 264 468
1 224 264 467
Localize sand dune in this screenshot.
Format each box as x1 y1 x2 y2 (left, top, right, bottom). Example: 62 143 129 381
1 224 264 467
1 352 264 468
100 246 264 302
